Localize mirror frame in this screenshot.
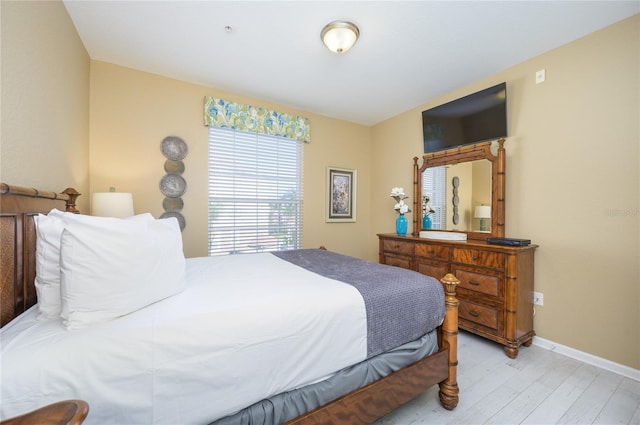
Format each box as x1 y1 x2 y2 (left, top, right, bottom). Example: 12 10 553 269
412 139 506 241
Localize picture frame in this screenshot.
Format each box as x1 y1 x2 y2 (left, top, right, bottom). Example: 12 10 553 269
326 166 357 222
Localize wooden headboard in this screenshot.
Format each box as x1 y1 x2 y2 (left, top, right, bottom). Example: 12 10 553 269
0 183 80 327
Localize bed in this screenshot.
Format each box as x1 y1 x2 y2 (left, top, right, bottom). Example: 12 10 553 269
0 183 459 425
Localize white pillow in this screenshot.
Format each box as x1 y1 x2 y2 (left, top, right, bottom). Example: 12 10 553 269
34 210 155 320
34 209 66 320
59 214 186 329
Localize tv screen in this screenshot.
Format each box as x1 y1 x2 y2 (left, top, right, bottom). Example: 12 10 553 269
422 82 507 153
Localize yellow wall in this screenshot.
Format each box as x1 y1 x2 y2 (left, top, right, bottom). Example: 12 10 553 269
89 62 371 260
0 0 90 211
371 15 639 369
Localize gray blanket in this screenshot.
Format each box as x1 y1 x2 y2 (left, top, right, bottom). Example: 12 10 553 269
273 249 445 358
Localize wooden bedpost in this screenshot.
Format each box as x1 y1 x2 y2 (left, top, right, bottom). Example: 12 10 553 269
412 156 420 237
438 273 459 410
62 187 81 213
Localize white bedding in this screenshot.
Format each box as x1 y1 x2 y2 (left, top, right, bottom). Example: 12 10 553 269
0 254 367 424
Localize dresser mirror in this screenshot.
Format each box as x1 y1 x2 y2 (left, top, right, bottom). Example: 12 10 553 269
412 139 506 241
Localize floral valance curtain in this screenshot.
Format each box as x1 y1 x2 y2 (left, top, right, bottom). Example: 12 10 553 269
204 96 310 143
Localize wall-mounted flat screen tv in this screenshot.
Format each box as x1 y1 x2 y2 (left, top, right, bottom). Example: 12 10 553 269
422 82 507 153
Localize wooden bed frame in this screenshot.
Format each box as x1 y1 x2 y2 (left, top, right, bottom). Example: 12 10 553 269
0 182 459 425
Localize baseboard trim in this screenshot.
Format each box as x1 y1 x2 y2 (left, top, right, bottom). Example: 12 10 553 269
533 336 640 382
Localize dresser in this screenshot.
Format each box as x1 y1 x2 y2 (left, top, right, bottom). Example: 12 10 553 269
378 233 537 358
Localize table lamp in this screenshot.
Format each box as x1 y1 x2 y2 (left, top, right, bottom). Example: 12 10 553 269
92 188 134 218
474 205 491 232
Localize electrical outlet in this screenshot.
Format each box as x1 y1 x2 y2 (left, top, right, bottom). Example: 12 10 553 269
535 69 546 84
533 291 544 306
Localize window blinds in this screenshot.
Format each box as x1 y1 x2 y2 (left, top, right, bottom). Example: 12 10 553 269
422 166 447 229
208 127 303 256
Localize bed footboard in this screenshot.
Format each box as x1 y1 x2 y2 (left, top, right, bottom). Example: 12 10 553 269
0 400 89 425
287 273 459 425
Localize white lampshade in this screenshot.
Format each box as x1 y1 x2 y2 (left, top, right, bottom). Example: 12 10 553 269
474 205 491 219
321 21 360 54
92 192 134 218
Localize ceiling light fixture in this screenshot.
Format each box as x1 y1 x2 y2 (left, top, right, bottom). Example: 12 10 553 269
321 20 360 54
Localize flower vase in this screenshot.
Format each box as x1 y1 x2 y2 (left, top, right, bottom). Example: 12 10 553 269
422 214 432 229
396 214 408 236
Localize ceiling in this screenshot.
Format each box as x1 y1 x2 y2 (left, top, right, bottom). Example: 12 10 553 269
63 1 639 126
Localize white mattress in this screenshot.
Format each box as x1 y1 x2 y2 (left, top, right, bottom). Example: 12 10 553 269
0 254 367 424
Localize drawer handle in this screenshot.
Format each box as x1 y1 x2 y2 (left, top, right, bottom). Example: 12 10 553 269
469 310 480 318
472 255 479 260
469 280 480 286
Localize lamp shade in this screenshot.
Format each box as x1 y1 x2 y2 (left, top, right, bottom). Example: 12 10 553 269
92 192 134 218
321 21 360 54
474 205 491 219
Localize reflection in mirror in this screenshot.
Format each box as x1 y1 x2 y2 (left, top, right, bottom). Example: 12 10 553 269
413 139 505 241
421 160 491 232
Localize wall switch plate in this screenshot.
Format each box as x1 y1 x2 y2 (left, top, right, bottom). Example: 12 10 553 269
533 291 544 306
536 69 546 84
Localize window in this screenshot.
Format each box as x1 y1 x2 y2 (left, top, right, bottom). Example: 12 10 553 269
422 166 446 229
208 127 303 255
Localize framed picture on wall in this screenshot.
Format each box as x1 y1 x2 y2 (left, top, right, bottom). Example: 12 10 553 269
326 166 357 222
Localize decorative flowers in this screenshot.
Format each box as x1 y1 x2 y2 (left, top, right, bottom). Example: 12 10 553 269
390 187 411 214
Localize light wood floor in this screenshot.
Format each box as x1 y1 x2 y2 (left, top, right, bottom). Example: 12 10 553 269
373 331 640 425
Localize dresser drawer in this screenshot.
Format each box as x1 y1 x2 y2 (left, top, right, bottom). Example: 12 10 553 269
382 239 413 256
414 243 450 261
416 260 448 280
382 254 412 269
452 248 504 269
455 269 502 299
459 300 500 331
